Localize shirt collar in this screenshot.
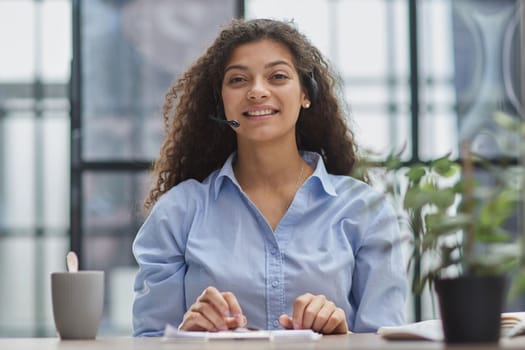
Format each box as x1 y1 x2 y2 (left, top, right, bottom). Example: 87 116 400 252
213 153 239 200
303 151 338 197
212 151 338 200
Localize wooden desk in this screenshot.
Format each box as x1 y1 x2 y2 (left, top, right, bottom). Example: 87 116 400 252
1 333 525 350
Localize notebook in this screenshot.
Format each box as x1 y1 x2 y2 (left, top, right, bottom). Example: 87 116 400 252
377 312 525 341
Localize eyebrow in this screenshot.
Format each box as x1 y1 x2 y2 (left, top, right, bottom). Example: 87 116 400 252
224 60 294 74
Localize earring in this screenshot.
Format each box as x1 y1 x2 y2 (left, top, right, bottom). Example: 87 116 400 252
303 102 311 109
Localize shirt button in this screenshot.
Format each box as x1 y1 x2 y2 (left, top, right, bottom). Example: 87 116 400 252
271 281 279 288
273 320 279 327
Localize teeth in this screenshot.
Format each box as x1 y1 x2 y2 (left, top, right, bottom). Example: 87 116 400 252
247 109 273 116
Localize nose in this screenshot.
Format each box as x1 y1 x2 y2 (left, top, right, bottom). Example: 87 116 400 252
246 79 269 101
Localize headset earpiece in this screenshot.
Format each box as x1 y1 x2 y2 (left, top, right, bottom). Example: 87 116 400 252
304 72 319 104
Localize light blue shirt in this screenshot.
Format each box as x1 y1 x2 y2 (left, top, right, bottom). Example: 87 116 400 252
132 151 407 336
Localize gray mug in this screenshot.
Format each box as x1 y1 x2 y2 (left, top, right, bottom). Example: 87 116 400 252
51 271 104 339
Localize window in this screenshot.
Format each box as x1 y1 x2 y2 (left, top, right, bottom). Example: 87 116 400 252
0 0 71 336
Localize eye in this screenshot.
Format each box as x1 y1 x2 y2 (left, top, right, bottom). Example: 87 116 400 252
226 76 247 84
270 73 289 80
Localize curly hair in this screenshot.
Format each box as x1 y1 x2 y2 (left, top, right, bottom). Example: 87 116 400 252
144 18 359 210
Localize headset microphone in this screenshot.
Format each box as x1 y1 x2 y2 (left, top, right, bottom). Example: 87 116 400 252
209 116 240 128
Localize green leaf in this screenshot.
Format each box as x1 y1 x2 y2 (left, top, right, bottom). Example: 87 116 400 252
384 153 403 170
474 228 511 243
404 188 433 210
452 180 464 194
426 213 470 235
430 189 457 209
405 166 426 183
404 186 457 210
431 156 458 177
478 189 518 227
508 268 525 301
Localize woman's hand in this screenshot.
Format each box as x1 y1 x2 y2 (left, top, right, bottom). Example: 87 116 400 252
279 293 348 334
179 286 247 331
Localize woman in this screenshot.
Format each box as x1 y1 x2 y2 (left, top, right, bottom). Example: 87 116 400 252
132 18 407 336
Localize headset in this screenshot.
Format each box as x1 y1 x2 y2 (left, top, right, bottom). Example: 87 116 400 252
304 72 319 103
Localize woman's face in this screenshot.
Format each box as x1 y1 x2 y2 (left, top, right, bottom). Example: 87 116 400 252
221 39 310 145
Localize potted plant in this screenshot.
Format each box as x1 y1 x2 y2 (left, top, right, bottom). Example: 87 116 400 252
382 140 521 343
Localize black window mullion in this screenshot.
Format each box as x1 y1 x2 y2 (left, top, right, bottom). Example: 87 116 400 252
408 0 421 322
409 0 420 163
237 0 244 18
70 0 83 268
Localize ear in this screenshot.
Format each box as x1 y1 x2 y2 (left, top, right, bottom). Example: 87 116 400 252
301 93 311 109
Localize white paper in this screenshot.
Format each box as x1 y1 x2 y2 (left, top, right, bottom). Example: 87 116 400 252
377 319 443 341
163 324 322 342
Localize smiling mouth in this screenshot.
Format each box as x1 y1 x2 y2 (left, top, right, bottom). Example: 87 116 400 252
242 109 278 117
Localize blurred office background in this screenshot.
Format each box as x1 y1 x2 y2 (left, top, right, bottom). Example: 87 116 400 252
0 0 522 337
